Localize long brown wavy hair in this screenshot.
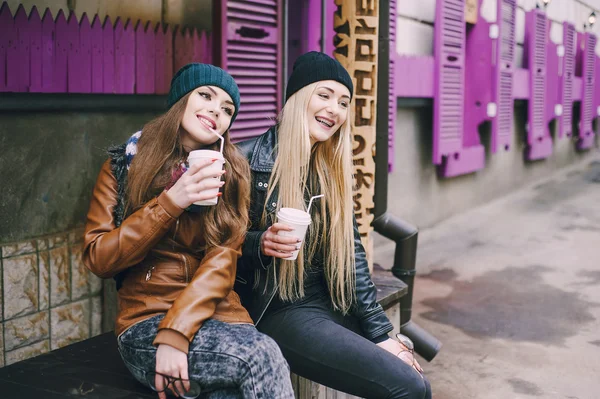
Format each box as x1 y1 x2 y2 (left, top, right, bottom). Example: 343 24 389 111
126 92 250 248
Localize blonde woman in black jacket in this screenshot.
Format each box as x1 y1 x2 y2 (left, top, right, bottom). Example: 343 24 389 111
236 52 432 399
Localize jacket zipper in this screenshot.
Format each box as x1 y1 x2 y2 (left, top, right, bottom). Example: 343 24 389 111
256 290 277 326
145 255 188 283
254 269 278 326
173 218 180 240
145 266 155 281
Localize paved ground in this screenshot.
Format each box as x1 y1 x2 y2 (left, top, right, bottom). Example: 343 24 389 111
374 156 600 399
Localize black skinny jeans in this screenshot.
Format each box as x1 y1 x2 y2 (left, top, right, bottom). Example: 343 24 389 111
258 292 432 399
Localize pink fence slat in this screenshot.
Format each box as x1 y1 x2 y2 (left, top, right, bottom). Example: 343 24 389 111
54 10 69 92
165 24 174 90
66 12 81 92
173 26 188 72
0 2 15 91
40 8 55 92
114 18 135 94
198 30 209 63
28 6 43 92
184 28 194 65
90 15 103 92
102 16 115 93
206 31 212 64
135 20 155 94
12 5 30 92
192 29 203 63
76 13 92 93
154 23 172 94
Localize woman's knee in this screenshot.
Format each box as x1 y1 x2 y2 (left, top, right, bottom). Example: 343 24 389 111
387 373 430 399
250 333 289 370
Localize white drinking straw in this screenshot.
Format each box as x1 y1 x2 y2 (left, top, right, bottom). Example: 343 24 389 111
210 128 225 153
307 194 325 213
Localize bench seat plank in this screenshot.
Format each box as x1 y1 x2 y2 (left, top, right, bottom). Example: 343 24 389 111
0 270 407 398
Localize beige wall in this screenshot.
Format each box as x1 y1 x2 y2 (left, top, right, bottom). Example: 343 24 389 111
0 229 102 366
4 0 212 30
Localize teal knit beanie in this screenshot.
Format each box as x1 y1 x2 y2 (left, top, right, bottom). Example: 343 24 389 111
168 63 241 125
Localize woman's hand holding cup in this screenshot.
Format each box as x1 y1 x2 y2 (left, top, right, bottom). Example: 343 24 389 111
166 159 225 209
260 223 300 259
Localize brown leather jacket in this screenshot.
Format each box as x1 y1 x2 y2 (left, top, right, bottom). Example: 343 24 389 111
83 160 253 354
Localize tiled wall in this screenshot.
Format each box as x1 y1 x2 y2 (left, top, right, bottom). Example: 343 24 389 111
0 228 103 367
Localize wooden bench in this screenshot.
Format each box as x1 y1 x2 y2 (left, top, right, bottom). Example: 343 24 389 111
0 268 406 399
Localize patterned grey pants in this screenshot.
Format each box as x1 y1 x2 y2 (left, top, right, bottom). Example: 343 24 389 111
117 315 294 399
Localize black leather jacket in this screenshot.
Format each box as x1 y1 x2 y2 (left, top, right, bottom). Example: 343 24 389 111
235 126 393 340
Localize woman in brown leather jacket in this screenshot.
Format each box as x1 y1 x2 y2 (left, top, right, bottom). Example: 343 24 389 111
83 63 294 399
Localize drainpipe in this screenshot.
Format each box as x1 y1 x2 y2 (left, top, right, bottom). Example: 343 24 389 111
375 0 442 362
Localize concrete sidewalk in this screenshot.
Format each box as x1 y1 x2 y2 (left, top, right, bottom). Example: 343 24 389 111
374 157 600 399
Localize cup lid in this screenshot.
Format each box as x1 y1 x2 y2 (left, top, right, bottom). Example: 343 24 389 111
188 149 223 159
277 207 311 224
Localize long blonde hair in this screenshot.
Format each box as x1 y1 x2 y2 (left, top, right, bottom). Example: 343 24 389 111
127 92 250 249
263 83 356 312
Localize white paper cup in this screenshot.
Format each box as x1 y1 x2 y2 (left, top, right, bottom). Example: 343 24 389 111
276 207 312 260
187 149 225 206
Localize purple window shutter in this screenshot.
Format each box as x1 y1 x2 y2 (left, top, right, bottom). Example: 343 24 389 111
29 6 43 93
0 2 13 91
560 22 575 138
217 0 282 142
433 0 465 166
545 19 559 139
492 0 516 152
595 54 600 132
524 10 551 160
388 0 397 171
577 33 596 150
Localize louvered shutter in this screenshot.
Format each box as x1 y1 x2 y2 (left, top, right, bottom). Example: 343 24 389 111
492 0 516 152
595 54 600 135
578 32 596 150
433 0 466 165
560 22 575 138
216 0 282 142
388 0 397 171
524 10 549 160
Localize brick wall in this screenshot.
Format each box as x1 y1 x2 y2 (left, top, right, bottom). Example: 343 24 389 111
0 229 102 367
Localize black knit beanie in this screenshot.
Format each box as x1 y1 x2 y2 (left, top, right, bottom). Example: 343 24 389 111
285 51 354 103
